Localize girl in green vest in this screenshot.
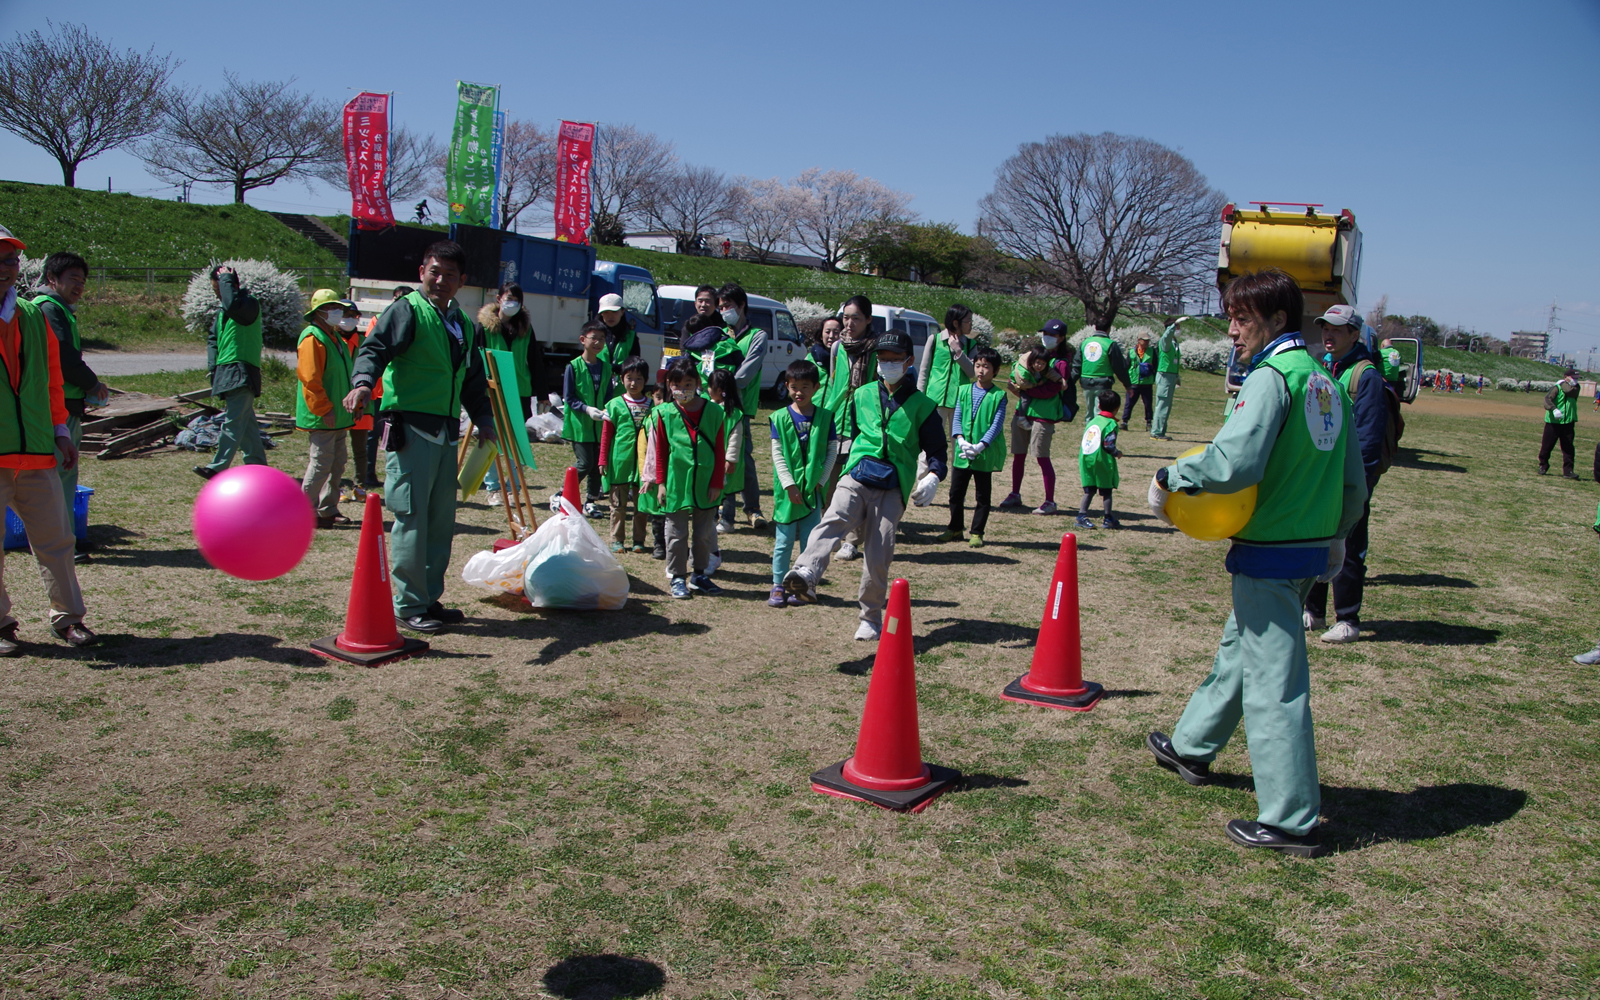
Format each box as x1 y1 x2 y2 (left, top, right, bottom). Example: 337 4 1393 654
1076 389 1123 530
916 303 976 482
479 282 543 500
767 360 838 606
599 358 653 553
940 347 1007 547
650 357 728 600
562 322 616 512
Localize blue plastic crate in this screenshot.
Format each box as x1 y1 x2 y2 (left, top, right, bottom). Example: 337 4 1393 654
4 486 93 550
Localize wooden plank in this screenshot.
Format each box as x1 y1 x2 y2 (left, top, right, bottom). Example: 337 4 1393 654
95 417 176 460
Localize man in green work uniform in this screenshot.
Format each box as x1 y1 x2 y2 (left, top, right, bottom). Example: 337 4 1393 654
1071 322 1131 419
916 303 976 480
1145 269 1366 858
33 252 107 562
196 265 266 479
344 241 496 635
1539 368 1580 479
717 283 768 532
1150 318 1185 440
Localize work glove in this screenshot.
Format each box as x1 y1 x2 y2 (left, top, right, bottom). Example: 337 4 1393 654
1317 538 1346 583
969 440 986 457
547 392 562 409
909 473 940 507
1148 474 1175 527
584 405 606 422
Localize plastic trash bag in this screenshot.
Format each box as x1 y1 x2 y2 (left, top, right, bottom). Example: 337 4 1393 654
460 537 533 595
175 413 226 451
458 438 498 498
521 497 629 610
526 410 564 442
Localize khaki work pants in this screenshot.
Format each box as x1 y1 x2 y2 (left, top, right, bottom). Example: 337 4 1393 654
790 475 904 627
0 468 86 629
301 428 348 519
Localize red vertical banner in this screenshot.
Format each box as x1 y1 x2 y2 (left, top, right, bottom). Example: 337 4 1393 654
554 120 594 244
344 93 394 231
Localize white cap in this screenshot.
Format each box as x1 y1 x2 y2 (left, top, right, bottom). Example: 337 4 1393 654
1317 304 1358 327
597 293 624 313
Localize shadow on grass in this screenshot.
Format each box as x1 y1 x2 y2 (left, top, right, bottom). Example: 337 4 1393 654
1367 573 1478 589
457 604 710 665
1393 448 1468 473
80 547 213 570
1323 782 1528 851
64 632 478 669
894 548 1018 566
953 773 1029 792
919 617 1036 651
1100 689 1158 700
1363 620 1500 646
543 954 665 999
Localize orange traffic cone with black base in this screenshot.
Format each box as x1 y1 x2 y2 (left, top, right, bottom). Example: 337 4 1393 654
812 578 960 812
562 466 580 510
310 493 429 666
1001 532 1103 711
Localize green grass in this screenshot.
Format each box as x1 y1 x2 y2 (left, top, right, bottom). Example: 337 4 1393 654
1420 345 1589 380
104 357 299 413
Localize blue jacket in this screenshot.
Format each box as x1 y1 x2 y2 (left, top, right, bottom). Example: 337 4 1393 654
1327 342 1389 491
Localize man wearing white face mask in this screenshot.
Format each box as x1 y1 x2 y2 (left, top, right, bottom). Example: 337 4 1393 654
783 330 947 641
295 289 359 528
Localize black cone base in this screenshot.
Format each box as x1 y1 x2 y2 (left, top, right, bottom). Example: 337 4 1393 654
810 759 961 813
310 635 429 667
1001 675 1103 712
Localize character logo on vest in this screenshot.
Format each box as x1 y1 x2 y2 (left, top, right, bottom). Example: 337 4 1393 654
1080 423 1103 456
1082 340 1104 364
1304 372 1343 451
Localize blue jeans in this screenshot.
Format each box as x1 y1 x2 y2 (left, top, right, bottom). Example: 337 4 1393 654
771 507 822 585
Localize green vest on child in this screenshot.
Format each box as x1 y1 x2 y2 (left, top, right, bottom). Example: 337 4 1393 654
561 355 614 443
602 394 651 492
1079 412 1120 489
953 384 1006 473
656 401 726 512
923 333 972 409
771 404 835 524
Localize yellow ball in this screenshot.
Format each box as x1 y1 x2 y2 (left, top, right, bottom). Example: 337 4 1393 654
1165 445 1257 541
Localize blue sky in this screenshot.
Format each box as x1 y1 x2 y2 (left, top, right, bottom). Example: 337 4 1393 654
2 1 1597 347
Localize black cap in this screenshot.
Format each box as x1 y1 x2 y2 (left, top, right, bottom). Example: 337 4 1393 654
1040 318 1069 337
874 330 914 355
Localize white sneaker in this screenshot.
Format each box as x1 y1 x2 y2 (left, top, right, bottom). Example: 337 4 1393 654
485 491 502 506
1320 621 1360 644
1574 647 1600 666
854 620 881 641
837 542 858 560
1303 611 1326 631
715 519 732 534
706 551 722 575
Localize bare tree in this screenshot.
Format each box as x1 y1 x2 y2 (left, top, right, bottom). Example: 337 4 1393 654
315 124 443 206
1365 294 1388 333
733 176 800 263
0 22 178 187
979 132 1224 329
790 168 913 271
497 120 557 231
644 165 743 253
140 73 341 204
590 124 676 244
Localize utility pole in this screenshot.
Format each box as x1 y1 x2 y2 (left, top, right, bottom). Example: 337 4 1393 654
1547 300 1563 360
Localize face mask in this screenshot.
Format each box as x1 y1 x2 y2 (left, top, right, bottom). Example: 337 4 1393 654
337 315 358 332
673 387 697 404
1041 335 1059 349
322 308 344 326
878 360 907 383
720 308 740 327
501 300 521 316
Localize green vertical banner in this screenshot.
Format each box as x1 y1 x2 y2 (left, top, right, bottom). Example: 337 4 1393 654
447 81 499 227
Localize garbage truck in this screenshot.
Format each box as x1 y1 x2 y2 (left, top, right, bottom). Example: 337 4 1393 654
1216 202 1420 402
345 222 666 395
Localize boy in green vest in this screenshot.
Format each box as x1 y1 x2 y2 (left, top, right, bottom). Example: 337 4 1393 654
1121 332 1158 430
767 360 838 607
32 252 107 563
1145 269 1365 858
1076 389 1123 529
598 357 653 553
782 330 946 641
344 241 496 635
562 321 615 515
196 265 267 479
717 284 769 532
939 346 1007 546
649 357 728 600
1151 318 1186 440
295 289 357 529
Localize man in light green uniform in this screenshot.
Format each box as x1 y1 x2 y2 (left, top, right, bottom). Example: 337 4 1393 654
1071 324 1131 419
197 265 267 478
344 241 496 635
1150 318 1184 440
1145 269 1366 858
32 252 107 562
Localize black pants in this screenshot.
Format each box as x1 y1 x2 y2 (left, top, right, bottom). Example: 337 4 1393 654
948 468 992 536
1079 486 1113 517
1540 421 1576 475
1122 384 1154 425
571 440 603 501
1307 499 1371 624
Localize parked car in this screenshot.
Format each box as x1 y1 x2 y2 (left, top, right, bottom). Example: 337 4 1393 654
656 285 804 394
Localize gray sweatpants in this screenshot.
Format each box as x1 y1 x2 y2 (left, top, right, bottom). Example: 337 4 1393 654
789 474 904 627
665 507 717 579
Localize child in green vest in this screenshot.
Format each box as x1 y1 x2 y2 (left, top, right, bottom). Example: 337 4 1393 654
703 367 745 578
767 360 838 607
1077 390 1123 529
940 347 1008 546
649 357 728 600
562 321 615 514
598 357 653 553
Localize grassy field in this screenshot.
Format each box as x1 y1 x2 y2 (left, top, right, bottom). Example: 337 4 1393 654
0 371 1596 998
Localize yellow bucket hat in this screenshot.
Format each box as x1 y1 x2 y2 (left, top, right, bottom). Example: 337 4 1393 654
305 288 353 319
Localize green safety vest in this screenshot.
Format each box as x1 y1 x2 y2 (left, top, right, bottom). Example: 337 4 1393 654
295 324 355 431
214 302 263 369
822 341 862 439
1130 343 1157 385
1079 335 1115 379
1078 412 1120 489
32 293 83 400
0 299 61 459
1548 384 1578 425
953 384 1005 472
602 394 651 491
1234 348 1353 545
770 404 835 524
1012 361 1063 422
1157 337 1181 374
483 327 532 399
1381 348 1402 383
923 332 972 409
735 327 765 416
606 324 636 372
379 291 476 418
846 382 937 505
561 355 614 443
656 400 726 512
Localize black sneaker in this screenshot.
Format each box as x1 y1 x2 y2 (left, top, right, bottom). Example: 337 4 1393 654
1147 731 1211 786
1224 819 1327 858
427 602 466 624
396 614 444 635
193 465 218 481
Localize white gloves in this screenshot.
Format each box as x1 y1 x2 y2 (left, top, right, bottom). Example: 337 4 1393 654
584 405 606 422
1318 538 1346 583
956 439 985 461
1148 474 1174 526
547 392 562 409
910 473 940 507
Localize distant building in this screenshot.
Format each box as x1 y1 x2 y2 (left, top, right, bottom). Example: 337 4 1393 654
1509 331 1549 358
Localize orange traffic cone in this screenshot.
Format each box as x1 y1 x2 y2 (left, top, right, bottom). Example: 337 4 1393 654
562 466 581 510
1001 533 1103 711
310 493 430 666
812 578 960 812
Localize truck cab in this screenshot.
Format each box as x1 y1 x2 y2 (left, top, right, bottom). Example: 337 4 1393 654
589 261 667 377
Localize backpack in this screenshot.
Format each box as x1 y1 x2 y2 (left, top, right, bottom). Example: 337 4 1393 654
1348 360 1404 475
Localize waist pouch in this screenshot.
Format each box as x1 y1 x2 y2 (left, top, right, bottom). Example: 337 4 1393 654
850 456 899 492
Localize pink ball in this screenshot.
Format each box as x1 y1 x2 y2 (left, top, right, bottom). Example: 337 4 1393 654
192 466 315 580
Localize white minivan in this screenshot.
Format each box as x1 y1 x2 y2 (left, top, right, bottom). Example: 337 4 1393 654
656 285 806 392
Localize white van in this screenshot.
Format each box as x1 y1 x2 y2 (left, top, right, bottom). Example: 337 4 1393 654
656 285 806 392
869 304 941 352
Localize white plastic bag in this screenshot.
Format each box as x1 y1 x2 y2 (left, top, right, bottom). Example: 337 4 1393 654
461 537 535 595
527 410 564 442
521 497 630 610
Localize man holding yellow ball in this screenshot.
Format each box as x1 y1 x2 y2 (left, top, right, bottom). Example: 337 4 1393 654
1144 269 1367 858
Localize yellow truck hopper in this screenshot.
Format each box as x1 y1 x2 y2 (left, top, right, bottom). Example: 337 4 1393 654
1217 202 1361 325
